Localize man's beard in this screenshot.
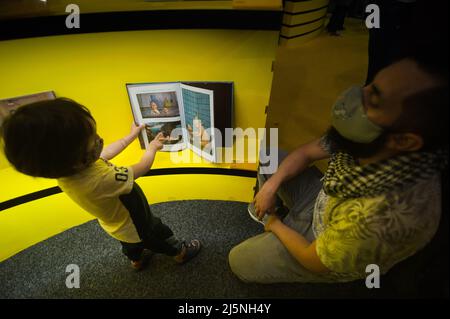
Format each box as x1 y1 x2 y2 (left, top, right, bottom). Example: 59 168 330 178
324 126 389 159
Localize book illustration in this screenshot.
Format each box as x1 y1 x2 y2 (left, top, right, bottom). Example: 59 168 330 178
181 87 213 155
137 91 180 118
127 82 216 162
145 120 184 146
0 91 55 127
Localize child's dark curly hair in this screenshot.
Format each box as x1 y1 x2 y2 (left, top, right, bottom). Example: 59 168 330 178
1 98 96 178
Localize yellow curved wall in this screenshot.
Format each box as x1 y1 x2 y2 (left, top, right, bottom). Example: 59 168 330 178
0 29 279 261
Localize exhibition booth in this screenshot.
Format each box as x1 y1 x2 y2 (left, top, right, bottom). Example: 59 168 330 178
0 0 283 261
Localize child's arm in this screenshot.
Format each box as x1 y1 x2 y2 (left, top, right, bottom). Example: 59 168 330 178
131 132 165 179
100 123 145 160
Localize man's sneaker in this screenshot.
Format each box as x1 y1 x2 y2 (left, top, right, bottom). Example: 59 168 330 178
248 202 289 225
248 202 270 225
174 239 202 264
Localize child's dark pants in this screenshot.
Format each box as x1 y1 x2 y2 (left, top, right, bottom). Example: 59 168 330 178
119 183 182 261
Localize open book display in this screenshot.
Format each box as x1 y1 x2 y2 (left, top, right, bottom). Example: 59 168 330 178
127 82 233 163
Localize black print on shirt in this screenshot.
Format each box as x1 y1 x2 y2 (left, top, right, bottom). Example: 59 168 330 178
114 166 129 182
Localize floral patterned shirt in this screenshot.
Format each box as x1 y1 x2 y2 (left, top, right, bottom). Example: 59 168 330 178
312 173 442 282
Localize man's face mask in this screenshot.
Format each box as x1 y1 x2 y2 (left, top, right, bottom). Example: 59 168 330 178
331 86 384 143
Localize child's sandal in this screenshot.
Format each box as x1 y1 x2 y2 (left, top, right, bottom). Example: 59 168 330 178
175 239 202 264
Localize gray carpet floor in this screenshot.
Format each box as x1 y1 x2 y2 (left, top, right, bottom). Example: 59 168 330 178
0 200 381 299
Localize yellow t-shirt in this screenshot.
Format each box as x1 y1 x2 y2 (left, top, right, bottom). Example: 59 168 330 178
58 158 141 243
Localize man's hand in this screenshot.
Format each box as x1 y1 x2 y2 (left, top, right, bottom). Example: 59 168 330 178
253 180 278 220
149 132 166 151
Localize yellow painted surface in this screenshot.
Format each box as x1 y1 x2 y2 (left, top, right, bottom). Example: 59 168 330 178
0 1 235 20
0 193 95 262
279 27 324 47
137 174 255 204
281 19 325 38
280 0 329 48
0 29 277 260
0 168 58 204
268 18 368 172
232 0 282 10
285 0 329 13
0 174 256 261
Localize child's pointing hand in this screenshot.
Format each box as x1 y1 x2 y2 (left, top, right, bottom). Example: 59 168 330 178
149 132 165 151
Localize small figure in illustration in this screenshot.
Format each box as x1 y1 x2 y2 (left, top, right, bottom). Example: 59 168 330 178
150 101 160 115
145 122 183 145
187 115 210 148
162 98 173 115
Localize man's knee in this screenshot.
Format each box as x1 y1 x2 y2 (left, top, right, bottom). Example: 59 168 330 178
228 244 256 283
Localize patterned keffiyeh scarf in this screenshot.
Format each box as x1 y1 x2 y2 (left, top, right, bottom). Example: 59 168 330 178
322 148 449 199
